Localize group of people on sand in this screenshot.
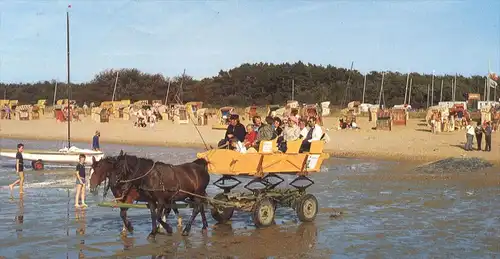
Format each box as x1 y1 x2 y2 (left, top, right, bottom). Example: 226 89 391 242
134 107 161 128
465 121 493 151
218 114 324 153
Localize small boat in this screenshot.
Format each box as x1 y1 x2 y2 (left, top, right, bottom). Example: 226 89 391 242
0 9 105 170
0 146 104 165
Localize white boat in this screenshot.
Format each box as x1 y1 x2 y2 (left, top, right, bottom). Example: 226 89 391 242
0 146 104 165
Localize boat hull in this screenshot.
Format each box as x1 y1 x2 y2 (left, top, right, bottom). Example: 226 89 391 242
0 150 104 165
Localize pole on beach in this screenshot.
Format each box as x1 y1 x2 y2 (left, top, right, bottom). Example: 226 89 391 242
378 72 385 108
362 74 367 104
53 82 58 106
454 73 457 102
484 77 487 101
431 71 435 106
440 79 443 102
66 8 71 148
427 84 430 108
404 72 410 105
408 77 413 106
165 78 171 105
291 78 295 101
111 71 119 102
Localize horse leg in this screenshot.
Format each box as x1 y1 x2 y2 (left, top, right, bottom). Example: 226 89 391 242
156 202 173 234
182 202 200 236
199 202 208 234
171 201 182 227
120 208 134 233
147 202 159 239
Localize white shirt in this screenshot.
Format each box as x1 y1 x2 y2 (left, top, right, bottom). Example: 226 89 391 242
235 141 247 153
308 124 323 142
299 127 309 139
466 125 475 135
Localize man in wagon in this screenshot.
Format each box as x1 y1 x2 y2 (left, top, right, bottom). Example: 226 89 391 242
218 114 246 149
255 116 275 145
300 117 323 152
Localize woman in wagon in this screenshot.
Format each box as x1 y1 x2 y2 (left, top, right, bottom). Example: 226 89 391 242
298 118 309 139
278 116 301 152
218 114 246 149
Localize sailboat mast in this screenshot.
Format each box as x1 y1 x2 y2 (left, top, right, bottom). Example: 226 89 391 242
66 10 71 147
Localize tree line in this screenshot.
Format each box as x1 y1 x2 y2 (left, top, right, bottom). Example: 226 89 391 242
1 61 496 109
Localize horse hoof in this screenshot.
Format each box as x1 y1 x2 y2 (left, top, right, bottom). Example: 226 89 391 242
201 228 208 235
147 233 156 240
181 231 190 236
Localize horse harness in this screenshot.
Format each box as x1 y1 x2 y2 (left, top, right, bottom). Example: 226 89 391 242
118 159 181 194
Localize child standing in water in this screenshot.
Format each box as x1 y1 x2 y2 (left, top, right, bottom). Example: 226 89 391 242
75 154 87 208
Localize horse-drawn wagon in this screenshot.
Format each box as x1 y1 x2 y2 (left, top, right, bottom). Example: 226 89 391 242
92 138 330 238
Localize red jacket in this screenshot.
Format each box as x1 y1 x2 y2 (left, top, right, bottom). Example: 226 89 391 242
244 131 257 147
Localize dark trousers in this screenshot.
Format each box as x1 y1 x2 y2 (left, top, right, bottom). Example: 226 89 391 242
485 135 492 151
465 134 474 151
475 133 482 150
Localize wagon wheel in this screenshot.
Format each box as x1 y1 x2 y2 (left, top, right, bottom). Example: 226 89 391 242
295 194 318 222
252 198 275 228
210 193 234 224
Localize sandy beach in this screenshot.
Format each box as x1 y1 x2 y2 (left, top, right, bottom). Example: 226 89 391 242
1 114 499 163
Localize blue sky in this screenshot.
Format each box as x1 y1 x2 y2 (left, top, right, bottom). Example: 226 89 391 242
0 0 499 83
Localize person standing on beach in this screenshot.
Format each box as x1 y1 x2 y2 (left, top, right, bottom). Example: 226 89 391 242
92 131 100 151
465 123 474 151
74 154 88 208
9 143 25 196
475 122 483 151
484 122 492 152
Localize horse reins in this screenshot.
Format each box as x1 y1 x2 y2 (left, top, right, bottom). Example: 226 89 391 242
119 160 157 183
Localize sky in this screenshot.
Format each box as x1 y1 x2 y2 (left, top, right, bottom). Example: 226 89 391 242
0 0 499 83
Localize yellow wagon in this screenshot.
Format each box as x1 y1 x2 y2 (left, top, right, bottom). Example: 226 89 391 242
195 139 329 227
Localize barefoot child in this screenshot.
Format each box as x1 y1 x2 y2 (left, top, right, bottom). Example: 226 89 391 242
75 154 87 208
9 143 25 197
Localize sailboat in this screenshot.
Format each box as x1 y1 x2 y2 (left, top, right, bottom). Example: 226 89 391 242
0 9 104 169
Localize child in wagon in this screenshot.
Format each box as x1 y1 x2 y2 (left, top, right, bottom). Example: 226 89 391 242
74 154 88 208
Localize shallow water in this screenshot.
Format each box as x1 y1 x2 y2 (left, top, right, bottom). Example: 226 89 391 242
0 138 499 258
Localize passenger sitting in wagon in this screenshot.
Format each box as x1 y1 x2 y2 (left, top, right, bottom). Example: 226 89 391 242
278 116 301 152
254 116 276 148
273 117 283 136
298 118 309 139
243 124 257 148
218 114 246 149
300 117 323 153
252 115 263 132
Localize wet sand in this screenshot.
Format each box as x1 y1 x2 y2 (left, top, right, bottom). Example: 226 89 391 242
1 114 499 163
1 139 499 258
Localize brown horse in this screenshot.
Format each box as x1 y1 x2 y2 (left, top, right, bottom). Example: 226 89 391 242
114 153 210 238
89 154 182 234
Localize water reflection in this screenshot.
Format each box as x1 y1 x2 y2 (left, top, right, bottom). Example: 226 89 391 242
75 209 86 259
115 223 319 258
15 194 24 239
